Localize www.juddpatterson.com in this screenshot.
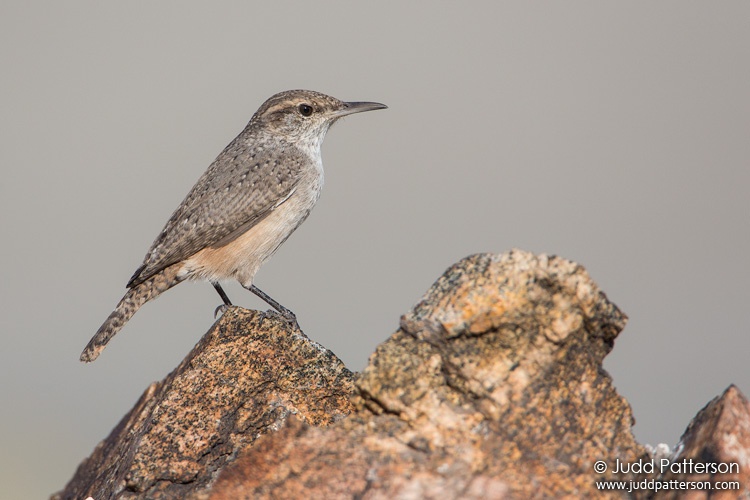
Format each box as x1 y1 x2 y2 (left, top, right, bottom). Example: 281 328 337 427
595 477 740 493
593 459 741 493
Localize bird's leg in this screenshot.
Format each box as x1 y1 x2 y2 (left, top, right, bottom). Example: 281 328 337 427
213 282 233 318
213 282 233 305
244 284 298 326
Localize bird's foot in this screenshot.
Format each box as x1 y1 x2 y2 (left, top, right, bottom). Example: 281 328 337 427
214 304 231 319
275 307 299 330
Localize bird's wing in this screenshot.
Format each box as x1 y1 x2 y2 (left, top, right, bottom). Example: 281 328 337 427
127 143 305 288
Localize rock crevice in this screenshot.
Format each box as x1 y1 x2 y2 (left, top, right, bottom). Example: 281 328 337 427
54 250 750 499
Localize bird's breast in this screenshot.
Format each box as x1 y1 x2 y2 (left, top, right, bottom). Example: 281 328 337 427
182 156 324 287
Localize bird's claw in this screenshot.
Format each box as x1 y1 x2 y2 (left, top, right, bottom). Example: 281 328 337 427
277 309 299 330
214 304 230 319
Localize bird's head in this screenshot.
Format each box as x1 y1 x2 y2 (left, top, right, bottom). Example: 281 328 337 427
250 89 386 146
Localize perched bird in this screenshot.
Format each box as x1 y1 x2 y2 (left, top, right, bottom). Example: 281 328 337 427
81 90 386 362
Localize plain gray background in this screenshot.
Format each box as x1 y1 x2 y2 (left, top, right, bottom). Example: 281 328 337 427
2 2 748 498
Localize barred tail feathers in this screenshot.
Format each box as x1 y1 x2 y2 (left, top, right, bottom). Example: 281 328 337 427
80 267 182 363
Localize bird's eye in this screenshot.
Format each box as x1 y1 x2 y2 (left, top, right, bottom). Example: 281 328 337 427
298 104 313 117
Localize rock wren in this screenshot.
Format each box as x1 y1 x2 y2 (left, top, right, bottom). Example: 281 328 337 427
81 90 386 362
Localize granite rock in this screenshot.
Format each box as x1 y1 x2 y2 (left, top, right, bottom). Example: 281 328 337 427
651 385 750 500
206 251 644 499
60 250 748 499
53 309 354 500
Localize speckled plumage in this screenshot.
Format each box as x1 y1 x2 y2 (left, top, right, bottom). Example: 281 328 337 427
81 90 386 362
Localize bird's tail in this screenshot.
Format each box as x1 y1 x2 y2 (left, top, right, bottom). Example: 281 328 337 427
80 266 183 363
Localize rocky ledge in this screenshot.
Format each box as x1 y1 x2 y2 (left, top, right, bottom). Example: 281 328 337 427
54 250 750 499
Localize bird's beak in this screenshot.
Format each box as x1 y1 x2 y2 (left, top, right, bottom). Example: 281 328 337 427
335 101 388 118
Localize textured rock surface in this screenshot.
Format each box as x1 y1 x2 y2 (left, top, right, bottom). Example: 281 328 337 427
53 309 354 500
206 250 645 499
651 385 750 500
61 249 749 499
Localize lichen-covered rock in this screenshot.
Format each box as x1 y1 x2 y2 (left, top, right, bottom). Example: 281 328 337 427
58 250 675 499
207 250 644 499
52 308 354 500
651 385 750 500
